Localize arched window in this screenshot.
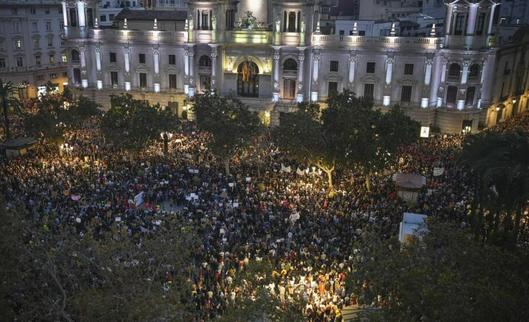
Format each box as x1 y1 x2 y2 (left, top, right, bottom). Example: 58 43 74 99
283 58 297 72
199 55 211 67
237 61 259 97
448 63 461 81
71 49 80 63
288 12 296 32
469 64 480 80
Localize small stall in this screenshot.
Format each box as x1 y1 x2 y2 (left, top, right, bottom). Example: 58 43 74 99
393 173 426 204
398 212 428 244
1 137 37 158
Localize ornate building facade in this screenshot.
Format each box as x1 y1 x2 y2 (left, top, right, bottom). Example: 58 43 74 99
0 0 69 98
64 0 502 133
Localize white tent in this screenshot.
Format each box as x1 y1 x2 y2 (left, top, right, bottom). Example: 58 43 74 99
398 212 428 243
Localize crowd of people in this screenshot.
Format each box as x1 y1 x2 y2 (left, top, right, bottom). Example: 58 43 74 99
0 116 486 320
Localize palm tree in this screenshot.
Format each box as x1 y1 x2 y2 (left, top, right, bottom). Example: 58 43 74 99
459 132 529 246
0 79 16 140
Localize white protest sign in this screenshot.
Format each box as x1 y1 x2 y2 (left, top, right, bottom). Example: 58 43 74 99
420 126 430 138
134 191 145 206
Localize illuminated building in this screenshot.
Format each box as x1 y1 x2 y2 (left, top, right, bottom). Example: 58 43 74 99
0 0 69 98
64 0 503 133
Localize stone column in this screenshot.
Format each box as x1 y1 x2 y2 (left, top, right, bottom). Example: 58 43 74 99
123 46 131 91
311 50 320 102
461 61 470 85
95 48 101 71
437 58 448 107
488 3 498 35
385 56 393 85
80 47 86 68
273 46 280 102
422 57 433 108
124 48 130 73
445 4 453 35
467 4 479 35
62 1 68 27
154 49 160 74
153 48 160 92
297 49 305 103
440 60 447 83
383 56 394 106
348 51 357 87
424 59 433 86
185 46 195 97
210 45 218 90
77 0 86 28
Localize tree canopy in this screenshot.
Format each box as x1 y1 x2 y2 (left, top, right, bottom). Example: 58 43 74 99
0 79 22 140
274 90 420 192
459 131 529 246
101 94 178 150
347 220 529 322
192 93 262 175
0 198 198 321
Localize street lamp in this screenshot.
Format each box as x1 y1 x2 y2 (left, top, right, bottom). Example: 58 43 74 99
59 143 73 156
160 132 173 155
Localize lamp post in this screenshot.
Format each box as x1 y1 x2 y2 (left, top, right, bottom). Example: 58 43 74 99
161 132 173 155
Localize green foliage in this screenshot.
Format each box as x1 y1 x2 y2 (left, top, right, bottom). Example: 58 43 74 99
0 78 19 140
348 220 529 322
65 95 102 128
0 200 198 321
274 101 327 165
101 94 178 150
193 93 261 174
459 132 529 246
274 91 419 191
24 91 68 140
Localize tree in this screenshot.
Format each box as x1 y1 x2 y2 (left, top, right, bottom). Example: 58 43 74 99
274 101 340 192
101 94 178 150
0 79 19 140
0 198 199 321
347 220 529 322
24 89 68 141
274 91 419 193
364 105 420 190
459 132 529 246
64 95 102 128
193 93 261 175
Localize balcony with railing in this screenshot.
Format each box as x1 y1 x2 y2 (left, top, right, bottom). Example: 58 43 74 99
224 30 273 45
64 28 188 45
444 35 495 50
312 34 441 50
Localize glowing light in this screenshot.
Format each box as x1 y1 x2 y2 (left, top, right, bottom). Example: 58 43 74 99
383 96 390 106
421 98 428 108
82 79 88 88
154 83 160 93
296 93 303 103
457 100 465 110
125 82 131 91
97 80 103 90
311 91 318 102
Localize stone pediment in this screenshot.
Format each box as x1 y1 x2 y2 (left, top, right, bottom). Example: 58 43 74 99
359 75 380 83
397 77 418 85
